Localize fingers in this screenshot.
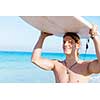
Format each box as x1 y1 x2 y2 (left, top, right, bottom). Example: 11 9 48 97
89 24 98 35
92 24 98 31
41 31 53 37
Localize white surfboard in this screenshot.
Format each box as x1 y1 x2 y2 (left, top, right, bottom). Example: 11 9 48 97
20 16 92 38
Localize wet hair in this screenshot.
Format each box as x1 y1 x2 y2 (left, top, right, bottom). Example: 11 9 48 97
63 32 80 56
63 32 80 44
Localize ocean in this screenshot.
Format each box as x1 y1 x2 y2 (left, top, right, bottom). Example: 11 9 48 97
0 51 100 83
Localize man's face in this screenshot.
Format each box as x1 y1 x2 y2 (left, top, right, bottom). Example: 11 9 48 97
63 36 77 55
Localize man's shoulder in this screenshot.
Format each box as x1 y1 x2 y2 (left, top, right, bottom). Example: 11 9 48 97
78 60 92 64
51 59 65 70
52 59 63 62
51 59 63 64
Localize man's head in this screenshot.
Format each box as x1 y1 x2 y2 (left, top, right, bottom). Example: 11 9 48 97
63 32 80 56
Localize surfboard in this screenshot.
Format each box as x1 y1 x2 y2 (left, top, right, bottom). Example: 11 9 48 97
20 16 92 38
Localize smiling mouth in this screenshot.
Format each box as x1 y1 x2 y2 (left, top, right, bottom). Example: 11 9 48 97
63 48 71 52
64 46 71 49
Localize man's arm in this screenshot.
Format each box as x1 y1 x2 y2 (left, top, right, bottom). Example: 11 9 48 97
31 32 55 70
88 25 100 74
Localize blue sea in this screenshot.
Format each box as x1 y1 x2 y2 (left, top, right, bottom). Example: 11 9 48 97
0 51 100 83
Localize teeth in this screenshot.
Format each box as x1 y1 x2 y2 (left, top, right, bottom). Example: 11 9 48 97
64 47 70 49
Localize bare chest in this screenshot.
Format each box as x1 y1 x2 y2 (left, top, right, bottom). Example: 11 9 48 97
53 62 90 83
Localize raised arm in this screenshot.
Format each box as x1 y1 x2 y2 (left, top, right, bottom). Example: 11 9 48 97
31 32 55 70
88 25 100 74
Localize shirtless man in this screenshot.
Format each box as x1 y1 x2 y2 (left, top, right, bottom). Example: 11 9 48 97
32 25 100 83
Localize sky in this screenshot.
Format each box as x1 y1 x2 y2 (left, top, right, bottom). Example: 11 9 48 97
0 16 100 54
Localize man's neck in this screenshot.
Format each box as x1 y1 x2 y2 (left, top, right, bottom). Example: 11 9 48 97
65 54 79 67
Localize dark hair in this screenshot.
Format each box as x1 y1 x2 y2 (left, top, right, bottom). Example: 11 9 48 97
63 32 80 44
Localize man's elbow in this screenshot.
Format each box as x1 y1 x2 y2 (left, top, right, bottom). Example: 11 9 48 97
31 57 38 65
31 56 42 66
31 59 35 64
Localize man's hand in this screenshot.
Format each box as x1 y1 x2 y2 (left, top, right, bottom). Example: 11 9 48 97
89 25 98 38
41 31 53 37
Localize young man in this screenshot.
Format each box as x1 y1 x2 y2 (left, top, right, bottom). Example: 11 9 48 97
32 25 100 83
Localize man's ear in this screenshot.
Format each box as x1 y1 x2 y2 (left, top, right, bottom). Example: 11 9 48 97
76 43 80 49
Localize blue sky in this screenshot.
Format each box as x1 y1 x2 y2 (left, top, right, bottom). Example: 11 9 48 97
0 16 99 54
